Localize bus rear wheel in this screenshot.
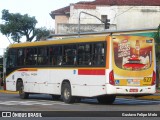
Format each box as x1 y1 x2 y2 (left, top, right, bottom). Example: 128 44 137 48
18 82 29 99
97 95 116 104
61 83 75 103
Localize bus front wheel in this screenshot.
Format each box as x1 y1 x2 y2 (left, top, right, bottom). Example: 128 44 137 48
18 82 29 99
97 95 116 104
61 82 75 103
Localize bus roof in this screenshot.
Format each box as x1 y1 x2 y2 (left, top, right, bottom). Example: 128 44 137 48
8 27 158 49
9 36 107 48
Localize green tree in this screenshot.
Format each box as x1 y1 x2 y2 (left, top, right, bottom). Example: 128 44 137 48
0 9 50 42
154 25 160 59
35 27 50 41
0 56 3 73
0 57 3 65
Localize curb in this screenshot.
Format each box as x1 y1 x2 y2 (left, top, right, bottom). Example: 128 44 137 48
136 95 160 100
0 90 18 94
118 95 160 100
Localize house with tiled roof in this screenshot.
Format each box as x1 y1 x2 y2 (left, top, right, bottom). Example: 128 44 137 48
50 0 160 34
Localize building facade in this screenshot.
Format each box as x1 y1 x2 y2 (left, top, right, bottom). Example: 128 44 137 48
50 0 160 34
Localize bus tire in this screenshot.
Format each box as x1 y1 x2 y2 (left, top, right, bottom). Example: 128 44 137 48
51 95 61 101
61 82 75 103
18 82 29 99
97 95 116 104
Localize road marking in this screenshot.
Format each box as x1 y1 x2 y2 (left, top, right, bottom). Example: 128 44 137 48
0 100 70 106
0 98 160 106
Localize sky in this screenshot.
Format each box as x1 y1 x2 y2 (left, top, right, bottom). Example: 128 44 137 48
0 0 93 55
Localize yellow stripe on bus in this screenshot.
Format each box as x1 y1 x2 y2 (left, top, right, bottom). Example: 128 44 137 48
9 36 106 48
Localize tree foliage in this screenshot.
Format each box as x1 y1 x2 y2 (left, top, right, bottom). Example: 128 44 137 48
154 24 160 59
154 24 160 44
35 27 50 41
0 9 50 42
0 57 3 65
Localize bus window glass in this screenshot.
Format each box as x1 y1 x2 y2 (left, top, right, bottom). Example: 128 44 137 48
17 49 24 66
50 46 62 65
25 48 37 65
78 44 92 65
93 43 105 66
38 47 49 65
63 45 77 65
7 49 17 68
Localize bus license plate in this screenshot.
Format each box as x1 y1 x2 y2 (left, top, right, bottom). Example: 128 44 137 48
129 89 138 92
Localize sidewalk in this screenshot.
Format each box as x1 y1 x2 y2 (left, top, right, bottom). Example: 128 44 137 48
0 86 18 94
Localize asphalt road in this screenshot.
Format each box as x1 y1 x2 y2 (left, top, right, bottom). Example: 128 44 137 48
0 93 160 111
0 93 160 119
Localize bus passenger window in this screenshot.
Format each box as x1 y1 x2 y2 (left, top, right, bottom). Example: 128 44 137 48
57 56 62 65
93 43 105 66
49 46 62 66
7 49 17 68
78 44 92 66
17 49 24 66
49 47 54 65
25 48 37 65
63 45 77 66
38 47 48 65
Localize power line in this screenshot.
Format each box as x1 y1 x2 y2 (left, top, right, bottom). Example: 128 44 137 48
111 7 135 22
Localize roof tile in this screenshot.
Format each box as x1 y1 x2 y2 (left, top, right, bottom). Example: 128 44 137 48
94 0 160 6
50 0 160 18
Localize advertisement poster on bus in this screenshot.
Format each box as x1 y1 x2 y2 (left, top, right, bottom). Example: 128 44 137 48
113 36 153 71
